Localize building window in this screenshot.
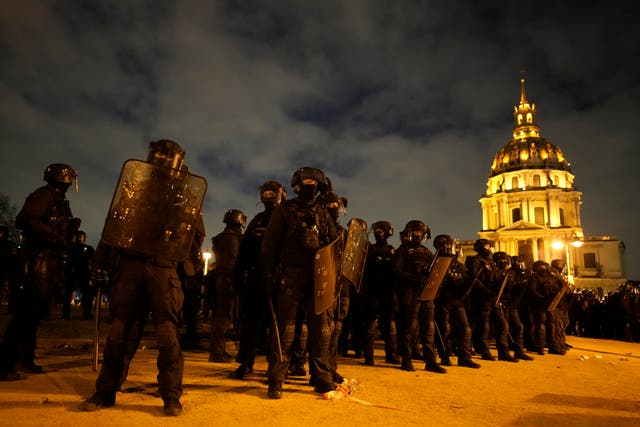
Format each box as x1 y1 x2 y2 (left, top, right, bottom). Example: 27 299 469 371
517 114 523 125
559 208 565 226
584 253 597 269
511 176 519 189
526 112 533 123
532 174 541 187
534 207 545 226
512 208 521 222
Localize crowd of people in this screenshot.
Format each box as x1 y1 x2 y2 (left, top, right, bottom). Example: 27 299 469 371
0 139 638 417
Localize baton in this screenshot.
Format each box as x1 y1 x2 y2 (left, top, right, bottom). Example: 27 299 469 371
268 296 283 363
92 285 102 371
495 269 512 308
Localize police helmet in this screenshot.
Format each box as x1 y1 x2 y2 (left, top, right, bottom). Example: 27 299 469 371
147 139 185 170
291 167 329 193
259 181 286 206
433 234 456 255
532 260 550 275
511 256 527 271
473 239 493 257
371 221 394 240
223 209 247 227
320 191 347 211
404 220 430 243
550 259 566 271
44 163 77 185
493 251 511 269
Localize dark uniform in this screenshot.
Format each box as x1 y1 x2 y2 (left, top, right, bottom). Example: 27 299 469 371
178 215 206 346
66 231 95 319
83 139 205 417
393 220 445 373
234 181 286 379
528 260 564 355
209 209 245 362
466 239 517 362
0 163 79 380
432 235 480 368
360 221 399 365
321 191 350 383
261 167 337 399
494 252 533 361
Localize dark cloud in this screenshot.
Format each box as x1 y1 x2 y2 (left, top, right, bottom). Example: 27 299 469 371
1 0 639 277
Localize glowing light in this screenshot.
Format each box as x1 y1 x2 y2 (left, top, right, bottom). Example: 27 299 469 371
203 251 213 275
520 150 529 161
552 240 564 250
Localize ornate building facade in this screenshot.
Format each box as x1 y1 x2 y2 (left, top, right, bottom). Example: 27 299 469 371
473 75 626 292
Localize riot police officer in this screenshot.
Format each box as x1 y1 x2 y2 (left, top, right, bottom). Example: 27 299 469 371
550 259 572 352
433 235 480 369
528 260 564 355
83 140 206 416
209 209 246 362
260 166 338 399
494 252 533 361
320 190 351 382
466 239 517 362
394 220 445 373
360 221 399 365
0 163 80 381
233 181 286 379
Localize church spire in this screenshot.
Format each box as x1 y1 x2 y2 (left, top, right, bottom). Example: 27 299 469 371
513 71 540 140
520 70 528 105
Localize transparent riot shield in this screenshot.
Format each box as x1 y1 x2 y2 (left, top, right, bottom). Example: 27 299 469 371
419 255 454 301
314 235 344 315
341 218 368 293
101 159 207 262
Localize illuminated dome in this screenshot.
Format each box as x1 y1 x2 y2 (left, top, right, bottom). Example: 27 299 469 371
490 136 571 177
489 75 571 178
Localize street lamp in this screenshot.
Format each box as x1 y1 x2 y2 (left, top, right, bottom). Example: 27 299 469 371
202 251 212 276
551 233 583 284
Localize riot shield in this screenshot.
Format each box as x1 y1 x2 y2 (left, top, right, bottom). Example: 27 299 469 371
314 235 344 315
101 159 207 261
547 282 569 312
341 218 368 293
419 255 454 301
494 270 512 307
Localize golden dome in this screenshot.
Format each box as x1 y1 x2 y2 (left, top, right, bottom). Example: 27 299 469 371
490 136 570 177
489 73 571 178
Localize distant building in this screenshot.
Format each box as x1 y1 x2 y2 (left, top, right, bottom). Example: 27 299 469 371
467 74 626 293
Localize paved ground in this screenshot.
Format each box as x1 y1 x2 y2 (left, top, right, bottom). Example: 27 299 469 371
0 311 639 426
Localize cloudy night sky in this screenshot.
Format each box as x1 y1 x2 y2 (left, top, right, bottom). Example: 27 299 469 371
1 1 639 277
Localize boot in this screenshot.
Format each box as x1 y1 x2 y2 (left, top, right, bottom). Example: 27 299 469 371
163 399 182 417
268 381 283 399
233 364 253 380
82 391 116 411
514 351 534 361
425 362 447 374
400 358 415 372
498 353 519 363
458 358 481 369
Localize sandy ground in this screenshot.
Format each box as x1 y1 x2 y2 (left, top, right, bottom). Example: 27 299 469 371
0 310 639 427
